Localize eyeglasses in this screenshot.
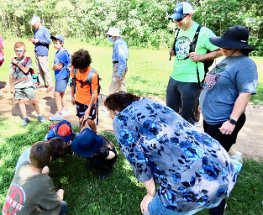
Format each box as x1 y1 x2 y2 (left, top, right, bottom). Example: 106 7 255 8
174 14 189 22
15 50 24 53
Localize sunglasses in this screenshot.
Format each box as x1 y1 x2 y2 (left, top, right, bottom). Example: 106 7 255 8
174 14 189 22
15 49 24 53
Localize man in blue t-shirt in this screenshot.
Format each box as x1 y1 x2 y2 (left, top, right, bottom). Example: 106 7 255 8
30 16 53 92
49 35 71 121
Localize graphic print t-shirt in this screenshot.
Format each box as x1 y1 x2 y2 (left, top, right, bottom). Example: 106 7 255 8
2 163 61 215
171 22 218 82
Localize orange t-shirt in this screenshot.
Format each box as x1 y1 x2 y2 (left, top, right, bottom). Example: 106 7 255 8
70 66 99 105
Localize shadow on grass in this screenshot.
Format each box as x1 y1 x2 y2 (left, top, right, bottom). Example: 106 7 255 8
1 117 262 215
0 121 145 215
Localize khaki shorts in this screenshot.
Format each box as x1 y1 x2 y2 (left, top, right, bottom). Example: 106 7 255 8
14 87 36 100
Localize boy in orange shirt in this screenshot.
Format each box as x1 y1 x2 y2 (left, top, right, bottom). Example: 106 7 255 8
70 49 99 132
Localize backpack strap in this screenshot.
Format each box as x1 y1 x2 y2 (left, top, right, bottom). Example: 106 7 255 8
190 25 203 88
172 28 180 54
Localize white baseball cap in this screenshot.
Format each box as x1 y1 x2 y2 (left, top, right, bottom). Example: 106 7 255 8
30 16 41 25
106 27 120 37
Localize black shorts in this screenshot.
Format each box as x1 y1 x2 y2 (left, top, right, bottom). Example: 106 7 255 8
75 101 97 120
203 113 246 151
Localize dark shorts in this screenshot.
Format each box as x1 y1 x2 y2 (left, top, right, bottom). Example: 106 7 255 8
75 101 97 120
203 113 246 151
55 77 69 93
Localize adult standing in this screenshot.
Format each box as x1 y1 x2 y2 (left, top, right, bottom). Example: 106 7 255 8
0 35 4 97
30 16 53 92
104 92 241 215
167 2 219 125
106 27 128 94
200 26 258 214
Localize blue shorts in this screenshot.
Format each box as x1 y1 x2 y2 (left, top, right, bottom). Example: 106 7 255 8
55 78 69 93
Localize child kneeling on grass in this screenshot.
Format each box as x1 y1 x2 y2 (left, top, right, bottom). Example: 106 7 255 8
9 41 45 126
2 141 67 215
69 127 118 179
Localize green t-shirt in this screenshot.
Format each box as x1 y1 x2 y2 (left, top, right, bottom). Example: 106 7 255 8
171 22 218 82
2 163 61 215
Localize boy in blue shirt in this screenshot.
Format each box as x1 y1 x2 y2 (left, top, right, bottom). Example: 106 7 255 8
49 35 71 121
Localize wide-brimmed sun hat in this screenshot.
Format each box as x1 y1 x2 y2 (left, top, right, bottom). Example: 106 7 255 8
30 16 40 25
209 26 254 51
169 2 194 21
71 128 104 158
106 27 120 37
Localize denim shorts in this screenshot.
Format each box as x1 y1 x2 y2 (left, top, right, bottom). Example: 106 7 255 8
148 194 202 215
14 87 35 100
55 78 69 92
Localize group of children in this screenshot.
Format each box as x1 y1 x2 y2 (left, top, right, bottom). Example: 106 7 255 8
2 32 114 214
9 35 100 130
2 119 118 214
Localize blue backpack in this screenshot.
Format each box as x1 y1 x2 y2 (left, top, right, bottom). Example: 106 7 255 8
45 120 75 143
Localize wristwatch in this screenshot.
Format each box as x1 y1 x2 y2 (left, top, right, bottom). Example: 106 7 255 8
228 118 237 125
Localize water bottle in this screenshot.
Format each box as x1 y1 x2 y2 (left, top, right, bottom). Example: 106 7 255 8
230 151 243 173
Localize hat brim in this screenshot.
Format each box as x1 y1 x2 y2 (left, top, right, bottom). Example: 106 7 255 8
169 13 183 21
210 37 255 51
71 131 104 158
51 36 64 43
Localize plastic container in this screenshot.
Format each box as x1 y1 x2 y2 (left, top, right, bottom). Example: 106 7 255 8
230 151 243 172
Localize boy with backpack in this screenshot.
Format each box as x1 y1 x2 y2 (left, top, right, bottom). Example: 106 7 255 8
2 141 67 215
70 49 100 132
49 35 71 121
9 41 46 126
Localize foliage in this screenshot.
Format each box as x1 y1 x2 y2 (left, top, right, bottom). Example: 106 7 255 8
0 0 262 53
0 117 262 214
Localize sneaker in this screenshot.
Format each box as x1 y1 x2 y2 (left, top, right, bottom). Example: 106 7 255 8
21 117 30 126
49 112 63 121
61 109 69 116
37 115 46 123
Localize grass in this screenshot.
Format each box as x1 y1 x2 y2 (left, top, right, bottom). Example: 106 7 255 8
0 39 263 214
1 38 262 101
0 118 262 215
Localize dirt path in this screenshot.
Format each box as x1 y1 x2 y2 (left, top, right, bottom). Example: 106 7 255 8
0 85 262 161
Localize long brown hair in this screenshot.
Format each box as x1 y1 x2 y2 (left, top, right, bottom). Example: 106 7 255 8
104 92 140 112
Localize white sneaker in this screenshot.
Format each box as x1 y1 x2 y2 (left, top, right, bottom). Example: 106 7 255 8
49 112 63 121
61 109 69 116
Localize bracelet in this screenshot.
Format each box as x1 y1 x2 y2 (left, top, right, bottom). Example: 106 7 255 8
228 118 237 125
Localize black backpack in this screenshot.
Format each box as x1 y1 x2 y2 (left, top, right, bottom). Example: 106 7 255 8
171 25 214 87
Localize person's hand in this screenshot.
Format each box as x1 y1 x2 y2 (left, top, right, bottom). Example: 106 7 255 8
189 52 201 62
71 96 75 105
41 166 50 175
140 194 153 215
12 59 19 65
31 39 39 44
219 120 235 135
10 87 15 94
56 189 64 200
169 49 175 57
84 109 90 121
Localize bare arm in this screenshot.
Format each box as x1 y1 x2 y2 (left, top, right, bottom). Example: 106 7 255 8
52 63 63 71
219 93 251 135
189 49 223 62
140 178 156 215
12 59 30 74
9 74 15 93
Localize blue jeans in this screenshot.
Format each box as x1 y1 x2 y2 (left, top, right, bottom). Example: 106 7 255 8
59 201 68 215
148 195 202 215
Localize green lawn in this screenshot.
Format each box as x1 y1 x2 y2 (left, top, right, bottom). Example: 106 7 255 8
0 120 262 215
1 38 262 99
0 39 263 214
